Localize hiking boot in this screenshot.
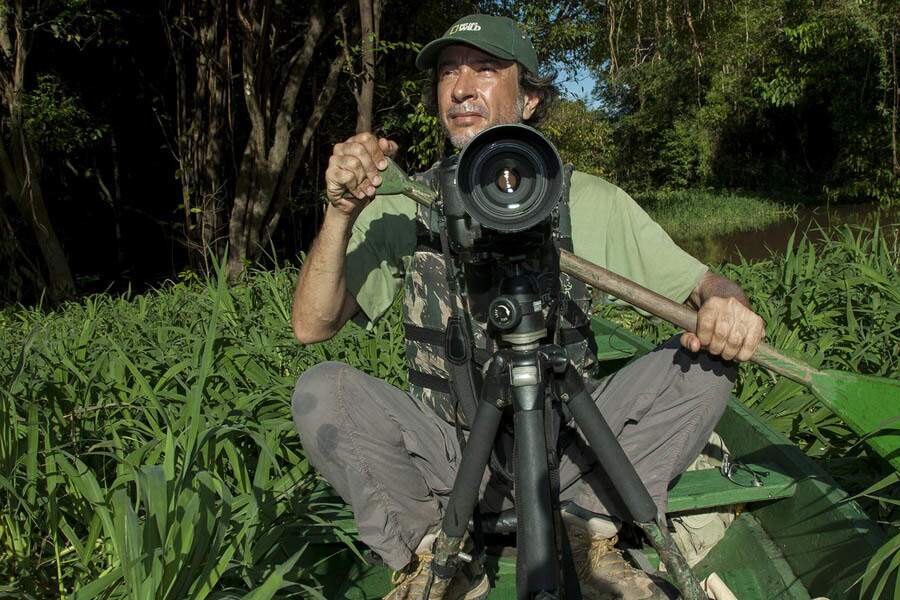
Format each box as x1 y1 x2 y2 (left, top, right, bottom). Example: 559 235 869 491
383 551 490 600
563 513 673 600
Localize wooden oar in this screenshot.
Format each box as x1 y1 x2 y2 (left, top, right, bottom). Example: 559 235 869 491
560 250 900 472
374 160 900 470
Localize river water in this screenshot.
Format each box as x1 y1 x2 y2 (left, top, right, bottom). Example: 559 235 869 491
674 203 900 264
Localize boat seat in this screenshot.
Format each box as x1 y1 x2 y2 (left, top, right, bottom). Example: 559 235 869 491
308 463 798 543
472 463 797 535
666 463 797 513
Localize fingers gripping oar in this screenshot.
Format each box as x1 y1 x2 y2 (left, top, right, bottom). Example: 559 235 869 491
559 250 900 472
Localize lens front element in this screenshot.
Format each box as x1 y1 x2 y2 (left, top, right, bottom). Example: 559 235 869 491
496 167 520 194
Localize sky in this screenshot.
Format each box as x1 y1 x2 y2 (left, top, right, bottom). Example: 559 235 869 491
555 63 599 108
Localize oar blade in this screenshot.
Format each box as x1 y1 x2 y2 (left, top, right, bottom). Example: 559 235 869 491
812 370 900 471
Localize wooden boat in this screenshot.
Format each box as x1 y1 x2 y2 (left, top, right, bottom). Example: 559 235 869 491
308 316 887 599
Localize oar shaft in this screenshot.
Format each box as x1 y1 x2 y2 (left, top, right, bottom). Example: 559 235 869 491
391 178 820 386
558 250 819 384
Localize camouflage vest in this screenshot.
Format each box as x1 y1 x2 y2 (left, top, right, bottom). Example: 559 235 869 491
402 165 599 428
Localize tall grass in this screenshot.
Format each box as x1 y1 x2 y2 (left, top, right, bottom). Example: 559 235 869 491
0 261 404 598
2 222 897 598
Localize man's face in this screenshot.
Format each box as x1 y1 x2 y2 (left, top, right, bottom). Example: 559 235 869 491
436 44 538 149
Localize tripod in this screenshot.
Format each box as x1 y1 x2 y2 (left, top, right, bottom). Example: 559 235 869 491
424 267 707 600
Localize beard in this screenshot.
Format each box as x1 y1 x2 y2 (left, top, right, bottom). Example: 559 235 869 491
444 94 525 149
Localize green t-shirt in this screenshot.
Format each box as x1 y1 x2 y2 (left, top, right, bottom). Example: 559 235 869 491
345 171 708 324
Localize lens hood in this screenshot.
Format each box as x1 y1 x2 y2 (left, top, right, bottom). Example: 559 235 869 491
457 124 563 233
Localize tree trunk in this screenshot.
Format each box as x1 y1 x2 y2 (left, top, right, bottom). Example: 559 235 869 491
0 132 75 301
635 0 643 67
683 0 702 68
226 0 348 281
0 200 46 300
892 27 898 177
162 0 231 274
266 51 345 242
653 0 661 60
0 0 75 301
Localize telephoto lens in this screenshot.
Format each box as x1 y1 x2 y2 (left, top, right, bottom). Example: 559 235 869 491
457 124 563 233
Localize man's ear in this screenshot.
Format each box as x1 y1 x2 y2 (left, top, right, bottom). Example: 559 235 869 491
522 90 540 120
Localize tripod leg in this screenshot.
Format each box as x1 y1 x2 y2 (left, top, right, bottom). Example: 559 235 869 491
557 365 707 600
440 396 504 538
430 356 507 592
512 382 559 598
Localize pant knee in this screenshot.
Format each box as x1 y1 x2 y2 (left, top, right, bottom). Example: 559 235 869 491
292 361 348 430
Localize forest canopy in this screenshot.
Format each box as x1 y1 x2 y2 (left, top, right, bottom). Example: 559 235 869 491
1 0 897 305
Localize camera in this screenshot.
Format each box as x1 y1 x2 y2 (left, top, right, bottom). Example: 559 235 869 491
435 124 564 261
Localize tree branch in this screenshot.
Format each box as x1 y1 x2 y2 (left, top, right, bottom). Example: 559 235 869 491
607 0 618 76
271 4 328 167
264 49 345 241
339 8 361 105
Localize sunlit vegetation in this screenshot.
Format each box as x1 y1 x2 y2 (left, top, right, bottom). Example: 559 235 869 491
0 265 404 598
636 189 795 240
1 223 896 597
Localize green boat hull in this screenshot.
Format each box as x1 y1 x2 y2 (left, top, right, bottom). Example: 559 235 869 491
309 317 886 599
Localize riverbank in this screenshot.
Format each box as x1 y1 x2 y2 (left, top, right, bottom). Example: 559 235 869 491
639 189 900 264
637 189 795 241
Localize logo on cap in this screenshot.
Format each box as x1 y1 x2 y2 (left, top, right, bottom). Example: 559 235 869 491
447 22 482 35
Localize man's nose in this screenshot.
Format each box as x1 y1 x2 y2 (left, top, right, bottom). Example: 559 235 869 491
451 67 477 102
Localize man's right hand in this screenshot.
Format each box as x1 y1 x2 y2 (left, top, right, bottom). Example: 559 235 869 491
325 133 399 220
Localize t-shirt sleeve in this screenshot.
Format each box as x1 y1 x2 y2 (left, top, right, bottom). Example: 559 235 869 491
344 194 416 324
570 173 708 304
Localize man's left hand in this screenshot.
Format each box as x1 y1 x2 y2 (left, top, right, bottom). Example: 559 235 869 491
681 296 766 362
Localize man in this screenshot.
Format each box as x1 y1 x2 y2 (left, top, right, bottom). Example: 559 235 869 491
291 14 765 600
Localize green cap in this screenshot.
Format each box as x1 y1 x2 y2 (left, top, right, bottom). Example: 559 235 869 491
415 14 539 74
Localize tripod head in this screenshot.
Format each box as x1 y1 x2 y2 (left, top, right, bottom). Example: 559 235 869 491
487 259 549 349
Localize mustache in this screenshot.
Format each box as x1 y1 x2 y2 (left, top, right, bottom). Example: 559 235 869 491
446 103 488 118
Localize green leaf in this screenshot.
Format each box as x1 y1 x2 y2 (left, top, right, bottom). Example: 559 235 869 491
239 549 305 600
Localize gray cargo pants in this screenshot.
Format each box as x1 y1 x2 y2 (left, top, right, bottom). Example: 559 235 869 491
291 336 735 570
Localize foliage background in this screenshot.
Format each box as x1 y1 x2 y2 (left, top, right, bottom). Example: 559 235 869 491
1 0 898 305
2 0 899 597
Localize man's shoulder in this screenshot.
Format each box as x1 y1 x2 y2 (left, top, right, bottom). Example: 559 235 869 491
569 170 628 213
